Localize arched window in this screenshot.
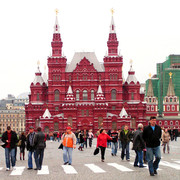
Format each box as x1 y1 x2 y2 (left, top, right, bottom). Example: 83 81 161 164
151 106 154 111
131 92 134 100
149 98 151 103
147 106 150 111
54 90 60 101
91 90 94 100
112 121 117 130
159 121 162 126
170 121 173 125
54 122 59 131
176 121 179 126
98 117 103 129
174 97 177 102
76 90 80 101
68 116 72 127
165 121 168 126
91 74 93 80
167 105 170 111
166 98 168 102
170 98 172 102
83 90 88 101
37 93 40 101
86 110 89 116
69 76 71 81
172 105 175 111
111 89 116 100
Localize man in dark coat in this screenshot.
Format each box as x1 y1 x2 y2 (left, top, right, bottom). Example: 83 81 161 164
143 116 162 176
34 127 46 170
26 126 36 170
2 126 18 171
120 125 132 161
132 123 145 168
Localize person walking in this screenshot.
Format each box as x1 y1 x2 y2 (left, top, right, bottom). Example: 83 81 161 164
61 127 76 165
57 132 60 142
97 129 112 162
2 126 18 171
34 127 46 170
19 132 26 160
111 129 118 156
162 128 170 154
88 129 93 148
78 130 84 151
120 125 132 161
26 126 36 170
132 123 146 168
118 129 122 149
143 116 162 176
83 129 88 148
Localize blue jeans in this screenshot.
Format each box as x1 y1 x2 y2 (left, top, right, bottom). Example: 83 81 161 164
107 141 111 148
34 149 44 169
118 139 122 149
121 142 130 160
146 146 161 174
28 151 35 168
5 148 16 168
111 142 118 155
134 150 143 167
63 146 73 164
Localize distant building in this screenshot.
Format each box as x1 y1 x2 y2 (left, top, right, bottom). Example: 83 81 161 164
25 12 147 133
145 55 180 130
0 93 28 133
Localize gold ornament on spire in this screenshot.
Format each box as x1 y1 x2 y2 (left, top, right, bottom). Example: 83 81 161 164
37 60 40 66
55 9 59 16
130 59 133 65
169 72 172 78
111 8 114 16
149 73 151 79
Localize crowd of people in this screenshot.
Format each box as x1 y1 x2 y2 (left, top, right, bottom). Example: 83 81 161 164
0 116 179 177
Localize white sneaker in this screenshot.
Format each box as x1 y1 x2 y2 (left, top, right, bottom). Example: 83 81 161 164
6 168 10 171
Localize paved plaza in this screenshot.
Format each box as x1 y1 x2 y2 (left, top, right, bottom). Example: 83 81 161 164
0 139 180 180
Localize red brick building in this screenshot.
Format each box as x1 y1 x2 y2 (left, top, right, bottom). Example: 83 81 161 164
25 14 147 133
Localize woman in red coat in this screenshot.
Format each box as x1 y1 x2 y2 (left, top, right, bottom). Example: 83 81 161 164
97 129 112 162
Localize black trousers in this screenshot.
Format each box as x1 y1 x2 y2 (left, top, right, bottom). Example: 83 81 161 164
100 146 106 160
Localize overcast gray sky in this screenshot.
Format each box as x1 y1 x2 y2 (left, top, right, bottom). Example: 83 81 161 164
0 0 180 99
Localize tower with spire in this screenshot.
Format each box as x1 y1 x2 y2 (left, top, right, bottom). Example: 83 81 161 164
145 73 158 117
162 72 179 117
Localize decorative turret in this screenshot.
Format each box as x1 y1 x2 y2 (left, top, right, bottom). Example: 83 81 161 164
64 86 75 101
145 73 158 117
107 9 119 57
29 62 48 103
51 9 63 57
119 107 128 118
123 61 140 101
163 72 179 117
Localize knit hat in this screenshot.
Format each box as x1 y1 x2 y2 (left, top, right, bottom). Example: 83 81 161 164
66 126 72 130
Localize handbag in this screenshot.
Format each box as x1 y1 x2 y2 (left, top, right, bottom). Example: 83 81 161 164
58 143 63 149
93 147 99 155
17 140 22 147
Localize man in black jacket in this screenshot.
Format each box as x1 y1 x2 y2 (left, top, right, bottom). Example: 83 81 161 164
120 125 132 161
34 127 46 170
2 126 18 171
132 123 145 168
143 116 162 176
26 126 35 170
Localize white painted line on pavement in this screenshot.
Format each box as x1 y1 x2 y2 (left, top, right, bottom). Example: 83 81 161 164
10 166 25 176
0 167 3 170
62 165 77 174
37 165 49 175
129 162 162 170
107 163 134 172
174 161 180 164
160 161 180 170
85 164 106 173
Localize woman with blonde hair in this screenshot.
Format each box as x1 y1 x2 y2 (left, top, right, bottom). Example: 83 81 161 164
162 128 170 153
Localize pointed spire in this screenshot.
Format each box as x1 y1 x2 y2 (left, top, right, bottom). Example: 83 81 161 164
67 85 73 94
126 61 138 84
33 65 44 85
51 9 63 57
43 109 51 118
107 9 119 56
147 74 154 97
97 85 103 94
167 72 175 96
110 15 116 33
43 65 48 84
119 107 128 118
54 9 60 33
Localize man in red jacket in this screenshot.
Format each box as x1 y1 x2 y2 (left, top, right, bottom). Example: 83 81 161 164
97 129 112 162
